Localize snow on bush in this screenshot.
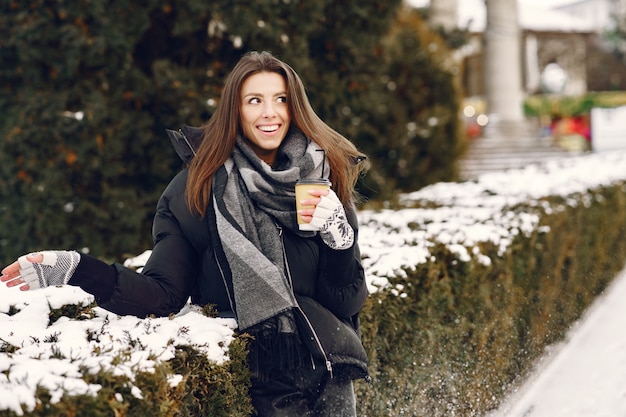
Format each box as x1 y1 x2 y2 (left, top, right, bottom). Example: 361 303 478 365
2 150 626 414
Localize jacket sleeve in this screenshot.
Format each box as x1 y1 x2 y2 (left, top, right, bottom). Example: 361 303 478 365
69 172 200 317
315 203 368 320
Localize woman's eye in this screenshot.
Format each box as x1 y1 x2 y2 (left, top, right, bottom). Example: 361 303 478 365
277 96 287 103
249 97 261 104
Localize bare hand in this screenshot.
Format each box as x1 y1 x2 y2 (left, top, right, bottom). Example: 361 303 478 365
1 253 44 291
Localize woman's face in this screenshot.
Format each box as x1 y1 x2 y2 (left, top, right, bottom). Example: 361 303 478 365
240 71 291 165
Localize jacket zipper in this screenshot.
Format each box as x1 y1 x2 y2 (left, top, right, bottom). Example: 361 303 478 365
214 250 237 316
277 224 334 378
212 222 334 378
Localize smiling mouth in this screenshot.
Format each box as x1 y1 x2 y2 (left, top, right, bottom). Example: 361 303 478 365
258 124 280 132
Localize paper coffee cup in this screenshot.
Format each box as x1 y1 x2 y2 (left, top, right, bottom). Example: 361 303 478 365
295 178 331 231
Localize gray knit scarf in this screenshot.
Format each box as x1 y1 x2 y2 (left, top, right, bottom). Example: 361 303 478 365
212 126 329 332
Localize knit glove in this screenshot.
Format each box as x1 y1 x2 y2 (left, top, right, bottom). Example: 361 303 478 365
309 190 355 250
17 251 80 290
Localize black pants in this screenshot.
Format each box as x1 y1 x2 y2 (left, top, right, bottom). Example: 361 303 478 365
250 360 357 417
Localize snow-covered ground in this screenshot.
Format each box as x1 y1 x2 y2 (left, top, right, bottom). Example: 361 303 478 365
2 149 626 415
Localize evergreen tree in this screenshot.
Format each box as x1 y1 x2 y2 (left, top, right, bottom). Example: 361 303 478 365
0 0 227 264
1 1 216 264
0 1 462 265
346 8 466 196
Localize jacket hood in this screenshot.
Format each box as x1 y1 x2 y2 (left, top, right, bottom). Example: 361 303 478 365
166 125 204 164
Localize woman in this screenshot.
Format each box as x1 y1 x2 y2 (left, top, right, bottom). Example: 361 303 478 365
1 51 369 416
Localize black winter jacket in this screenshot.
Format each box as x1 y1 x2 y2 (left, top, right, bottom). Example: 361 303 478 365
69 126 369 379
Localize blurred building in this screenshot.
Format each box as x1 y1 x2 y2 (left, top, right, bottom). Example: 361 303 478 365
409 0 626 96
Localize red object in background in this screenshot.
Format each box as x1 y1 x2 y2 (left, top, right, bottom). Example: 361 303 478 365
571 115 591 141
551 115 591 141
466 122 481 139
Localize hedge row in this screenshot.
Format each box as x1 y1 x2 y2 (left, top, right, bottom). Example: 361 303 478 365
1 181 625 416
524 91 626 117
355 181 626 416
0 301 253 417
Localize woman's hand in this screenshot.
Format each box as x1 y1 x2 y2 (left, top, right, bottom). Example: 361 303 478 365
298 189 354 250
1 253 43 291
297 188 330 224
1 251 80 291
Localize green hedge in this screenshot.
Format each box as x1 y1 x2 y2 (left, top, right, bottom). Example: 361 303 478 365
355 182 626 416
524 91 626 117
1 181 625 416
0 301 254 417
10 340 253 417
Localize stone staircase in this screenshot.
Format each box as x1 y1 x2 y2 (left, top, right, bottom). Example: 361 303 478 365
459 120 583 180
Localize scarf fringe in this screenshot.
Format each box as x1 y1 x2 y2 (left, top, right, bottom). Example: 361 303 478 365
247 315 309 381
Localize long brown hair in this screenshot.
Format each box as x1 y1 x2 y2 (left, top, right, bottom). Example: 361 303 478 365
186 51 367 216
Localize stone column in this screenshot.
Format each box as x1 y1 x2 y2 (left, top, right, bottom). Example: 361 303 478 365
483 0 525 123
